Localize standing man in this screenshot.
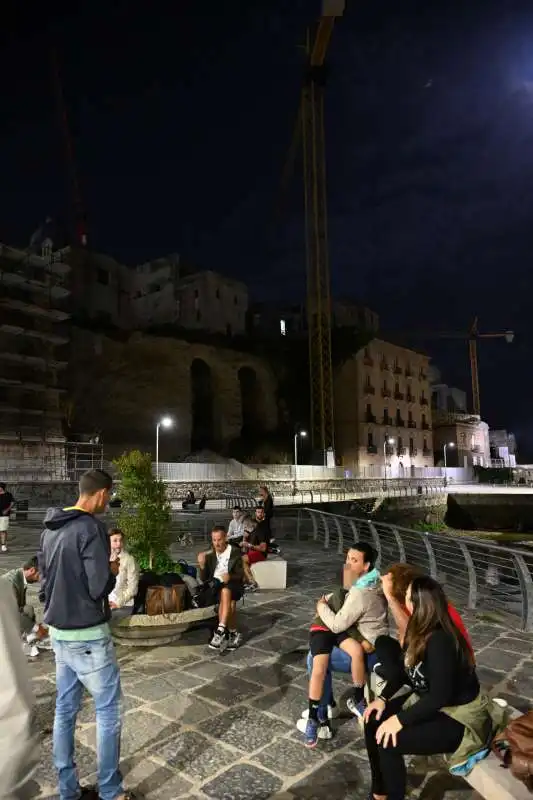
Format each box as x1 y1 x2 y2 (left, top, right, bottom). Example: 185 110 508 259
39 469 136 800
258 486 274 530
0 578 38 799
1 555 40 633
198 526 244 651
0 482 15 553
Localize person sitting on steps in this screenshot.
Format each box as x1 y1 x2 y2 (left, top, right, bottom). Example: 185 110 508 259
302 543 388 748
198 526 244 651
241 506 269 591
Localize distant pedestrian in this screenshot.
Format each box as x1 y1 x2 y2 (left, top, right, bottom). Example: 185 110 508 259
0 482 15 553
258 486 274 529
1 556 41 633
39 468 138 800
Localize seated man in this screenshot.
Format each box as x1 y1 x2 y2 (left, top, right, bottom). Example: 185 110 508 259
1 556 40 634
302 543 388 747
108 528 139 620
241 506 269 591
228 506 245 544
198 525 244 651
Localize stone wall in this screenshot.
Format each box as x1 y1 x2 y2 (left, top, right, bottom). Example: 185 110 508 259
68 329 279 459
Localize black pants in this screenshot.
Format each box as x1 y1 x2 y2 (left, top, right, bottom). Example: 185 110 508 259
365 697 465 799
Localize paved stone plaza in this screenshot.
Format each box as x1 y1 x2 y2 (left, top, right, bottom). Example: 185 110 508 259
2 523 533 799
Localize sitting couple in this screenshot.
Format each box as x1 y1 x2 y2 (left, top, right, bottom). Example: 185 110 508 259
301 549 508 800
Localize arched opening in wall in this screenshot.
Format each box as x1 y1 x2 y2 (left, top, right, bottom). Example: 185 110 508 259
238 366 263 436
190 359 215 451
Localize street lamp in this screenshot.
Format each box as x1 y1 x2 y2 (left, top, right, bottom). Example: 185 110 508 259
294 430 307 467
443 441 455 484
156 416 174 479
384 437 395 481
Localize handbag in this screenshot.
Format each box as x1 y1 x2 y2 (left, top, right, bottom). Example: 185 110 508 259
492 710 533 792
145 584 187 616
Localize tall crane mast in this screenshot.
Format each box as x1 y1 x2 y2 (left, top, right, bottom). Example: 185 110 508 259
301 0 345 460
468 317 514 417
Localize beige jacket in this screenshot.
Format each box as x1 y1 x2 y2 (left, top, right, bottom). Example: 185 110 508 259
317 581 389 645
109 550 139 608
0 580 38 799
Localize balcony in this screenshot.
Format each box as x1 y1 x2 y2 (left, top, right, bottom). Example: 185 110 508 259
397 446 406 455
395 417 405 428
422 422 430 431
380 359 390 371
409 447 418 456
420 397 429 406
365 413 377 424
394 391 404 401
385 445 395 456
363 355 374 367
0 309 69 344
471 444 482 454
423 447 432 457
405 368 413 379
0 295 69 322
406 393 415 403
381 388 392 398
0 267 69 300
367 444 378 454
393 365 402 375
364 384 376 395
407 420 416 429
420 370 427 381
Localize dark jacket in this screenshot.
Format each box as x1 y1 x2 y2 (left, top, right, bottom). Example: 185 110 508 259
199 545 244 584
38 507 116 630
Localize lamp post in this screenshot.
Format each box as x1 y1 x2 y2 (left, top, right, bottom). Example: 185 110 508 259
383 437 395 482
443 441 455 485
156 416 174 479
294 430 307 467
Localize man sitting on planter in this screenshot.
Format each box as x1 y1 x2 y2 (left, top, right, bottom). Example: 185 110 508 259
197 525 244 651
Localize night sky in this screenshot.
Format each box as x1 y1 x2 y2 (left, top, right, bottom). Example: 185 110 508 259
1 1 531 454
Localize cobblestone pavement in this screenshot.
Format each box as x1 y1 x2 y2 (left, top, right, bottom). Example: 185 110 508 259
2 523 533 799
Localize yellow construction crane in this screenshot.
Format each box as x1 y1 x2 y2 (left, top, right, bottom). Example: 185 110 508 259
301 0 345 459
467 317 514 417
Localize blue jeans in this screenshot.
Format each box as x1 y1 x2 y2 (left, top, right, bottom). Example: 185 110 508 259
52 635 123 800
306 647 378 716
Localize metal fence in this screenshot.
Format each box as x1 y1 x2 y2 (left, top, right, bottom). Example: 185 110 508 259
155 462 474 484
296 508 533 632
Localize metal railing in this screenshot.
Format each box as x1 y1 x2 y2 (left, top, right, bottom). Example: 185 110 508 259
296 508 533 632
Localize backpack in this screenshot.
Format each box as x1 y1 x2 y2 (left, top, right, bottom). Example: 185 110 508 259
492 710 533 792
145 584 188 616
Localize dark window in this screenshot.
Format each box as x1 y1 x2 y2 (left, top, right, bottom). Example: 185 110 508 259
395 382 399 394
234 295 238 305
423 438 428 450
366 403 371 415
408 410 413 421
97 269 109 285
398 436 403 449
409 437 414 450
367 431 374 447
194 289 199 298
196 310 201 322
216 288 220 300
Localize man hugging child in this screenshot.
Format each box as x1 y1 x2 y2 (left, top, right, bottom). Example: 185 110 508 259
304 542 388 747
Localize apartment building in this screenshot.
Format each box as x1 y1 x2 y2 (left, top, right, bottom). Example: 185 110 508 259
335 338 433 473
432 411 490 468
0 242 70 456
251 300 379 338
65 247 130 328
489 429 516 467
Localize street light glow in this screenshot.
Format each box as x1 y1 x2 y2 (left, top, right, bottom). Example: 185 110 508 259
159 416 173 429
387 437 395 445
448 441 455 448
300 430 308 438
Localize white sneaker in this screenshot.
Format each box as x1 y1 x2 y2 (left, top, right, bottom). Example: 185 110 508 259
208 627 227 650
301 704 339 720
296 717 333 739
1 544 7 552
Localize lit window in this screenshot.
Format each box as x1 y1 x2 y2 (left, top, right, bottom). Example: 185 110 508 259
280 319 286 336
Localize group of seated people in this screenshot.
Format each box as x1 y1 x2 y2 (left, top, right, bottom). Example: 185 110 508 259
299 543 509 800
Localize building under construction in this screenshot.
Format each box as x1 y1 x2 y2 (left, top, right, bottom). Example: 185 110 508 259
0 242 71 478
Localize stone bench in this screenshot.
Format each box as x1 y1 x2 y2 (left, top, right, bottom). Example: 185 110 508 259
251 556 287 589
111 605 216 646
462 707 530 800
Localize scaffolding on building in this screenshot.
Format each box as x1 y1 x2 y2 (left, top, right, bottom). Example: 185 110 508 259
0 441 107 482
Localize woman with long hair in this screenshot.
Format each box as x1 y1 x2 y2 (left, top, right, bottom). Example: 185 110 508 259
363 576 499 800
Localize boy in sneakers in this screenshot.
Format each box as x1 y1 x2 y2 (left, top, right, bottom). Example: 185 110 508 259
198 526 245 651
303 543 388 747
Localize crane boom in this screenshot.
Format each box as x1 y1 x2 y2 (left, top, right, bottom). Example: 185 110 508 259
302 0 344 459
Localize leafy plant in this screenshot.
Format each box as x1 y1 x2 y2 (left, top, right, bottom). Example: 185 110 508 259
412 520 448 533
112 450 172 570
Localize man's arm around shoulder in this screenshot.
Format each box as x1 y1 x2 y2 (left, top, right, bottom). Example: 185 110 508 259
317 585 365 634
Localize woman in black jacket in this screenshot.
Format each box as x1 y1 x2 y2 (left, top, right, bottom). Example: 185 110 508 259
363 575 480 800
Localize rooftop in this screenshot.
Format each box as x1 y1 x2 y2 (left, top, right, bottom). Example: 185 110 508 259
5 529 532 799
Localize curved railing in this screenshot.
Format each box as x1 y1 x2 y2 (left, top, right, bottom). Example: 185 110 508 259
296 508 533 632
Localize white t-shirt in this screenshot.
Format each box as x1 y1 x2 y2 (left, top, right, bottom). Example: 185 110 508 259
228 518 244 540
213 544 232 581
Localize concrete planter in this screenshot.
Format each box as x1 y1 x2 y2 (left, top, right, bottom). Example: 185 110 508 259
111 605 216 647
